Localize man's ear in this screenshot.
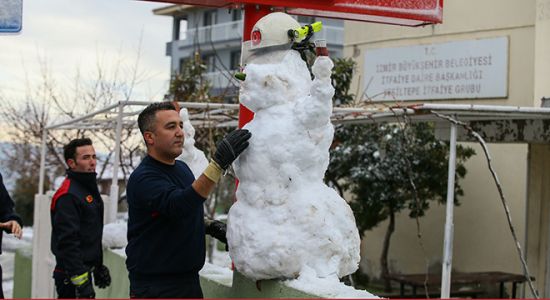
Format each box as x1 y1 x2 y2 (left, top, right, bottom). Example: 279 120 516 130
67 159 76 169
144 131 155 146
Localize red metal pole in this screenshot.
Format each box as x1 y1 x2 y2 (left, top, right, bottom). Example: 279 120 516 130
232 6 271 270
238 4 271 128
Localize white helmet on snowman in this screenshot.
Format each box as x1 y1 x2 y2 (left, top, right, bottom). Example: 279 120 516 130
241 12 299 66
241 12 321 66
250 12 301 50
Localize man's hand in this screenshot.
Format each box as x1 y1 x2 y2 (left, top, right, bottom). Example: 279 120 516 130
213 129 251 170
0 220 22 239
205 219 227 244
93 265 111 289
203 129 251 183
71 272 95 298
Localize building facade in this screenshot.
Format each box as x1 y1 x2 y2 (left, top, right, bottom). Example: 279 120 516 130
154 5 344 100
344 0 550 297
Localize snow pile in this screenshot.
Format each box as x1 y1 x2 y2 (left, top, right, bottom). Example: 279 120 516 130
229 50 361 281
211 246 232 269
102 220 127 249
176 107 209 178
286 266 378 298
2 227 32 252
199 262 233 286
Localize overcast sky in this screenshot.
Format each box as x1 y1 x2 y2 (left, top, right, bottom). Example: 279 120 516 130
0 0 172 102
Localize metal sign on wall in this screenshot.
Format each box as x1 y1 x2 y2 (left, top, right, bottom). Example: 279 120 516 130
0 0 22 34
363 37 509 101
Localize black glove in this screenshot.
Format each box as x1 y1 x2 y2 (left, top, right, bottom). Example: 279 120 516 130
93 265 111 289
71 273 95 298
205 219 227 245
213 129 251 170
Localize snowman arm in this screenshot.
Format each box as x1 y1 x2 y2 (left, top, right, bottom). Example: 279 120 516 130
310 56 335 102
295 57 335 129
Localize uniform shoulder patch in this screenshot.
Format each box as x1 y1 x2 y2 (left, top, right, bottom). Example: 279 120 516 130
51 178 71 211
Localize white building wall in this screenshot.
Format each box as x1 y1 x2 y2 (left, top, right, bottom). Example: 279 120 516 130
345 0 542 296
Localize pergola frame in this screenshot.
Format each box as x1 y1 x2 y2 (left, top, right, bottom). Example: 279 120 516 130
36 101 550 297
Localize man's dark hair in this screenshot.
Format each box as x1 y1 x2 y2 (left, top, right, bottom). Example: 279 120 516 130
63 138 93 163
137 102 177 134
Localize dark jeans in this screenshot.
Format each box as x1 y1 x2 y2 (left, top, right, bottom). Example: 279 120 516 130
130 278 203 299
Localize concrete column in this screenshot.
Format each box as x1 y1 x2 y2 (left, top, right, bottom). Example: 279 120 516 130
31 193 55 298
534 1 550 297
535 0 550 105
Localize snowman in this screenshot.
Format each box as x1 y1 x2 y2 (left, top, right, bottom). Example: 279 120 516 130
228 12 360 281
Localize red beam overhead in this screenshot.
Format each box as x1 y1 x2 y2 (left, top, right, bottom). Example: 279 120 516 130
145 0 232 8
143 0 443 26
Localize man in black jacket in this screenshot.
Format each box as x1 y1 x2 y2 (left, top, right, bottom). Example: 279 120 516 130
126 102 250 298
0 172 22 299
50 138 111 298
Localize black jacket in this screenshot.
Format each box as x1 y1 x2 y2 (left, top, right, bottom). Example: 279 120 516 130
126 155 206 284
0 172 22 255
50 170 104 276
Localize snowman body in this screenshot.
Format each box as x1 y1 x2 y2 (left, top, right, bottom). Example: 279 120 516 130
228 50 360 281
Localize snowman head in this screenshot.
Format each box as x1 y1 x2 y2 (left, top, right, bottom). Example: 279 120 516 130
240 51 311 112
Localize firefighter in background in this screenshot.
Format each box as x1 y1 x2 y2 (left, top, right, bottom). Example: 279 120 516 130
50 138 111 298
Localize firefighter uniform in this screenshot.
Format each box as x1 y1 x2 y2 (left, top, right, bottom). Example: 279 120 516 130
51 170 103 298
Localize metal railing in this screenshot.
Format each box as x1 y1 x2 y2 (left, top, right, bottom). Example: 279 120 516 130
177 20 244 47
172 21 343 48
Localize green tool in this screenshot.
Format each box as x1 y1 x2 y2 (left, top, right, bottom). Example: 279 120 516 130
235 72 246 81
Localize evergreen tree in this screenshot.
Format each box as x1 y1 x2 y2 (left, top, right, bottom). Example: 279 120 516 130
167 52 213 103
327 58 475 291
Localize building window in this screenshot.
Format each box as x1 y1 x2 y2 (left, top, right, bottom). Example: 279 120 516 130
203 10 217 26
175 18 187 40
201 54 217 73
230 51 241 70
203 10 217 41
232 9 242 21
